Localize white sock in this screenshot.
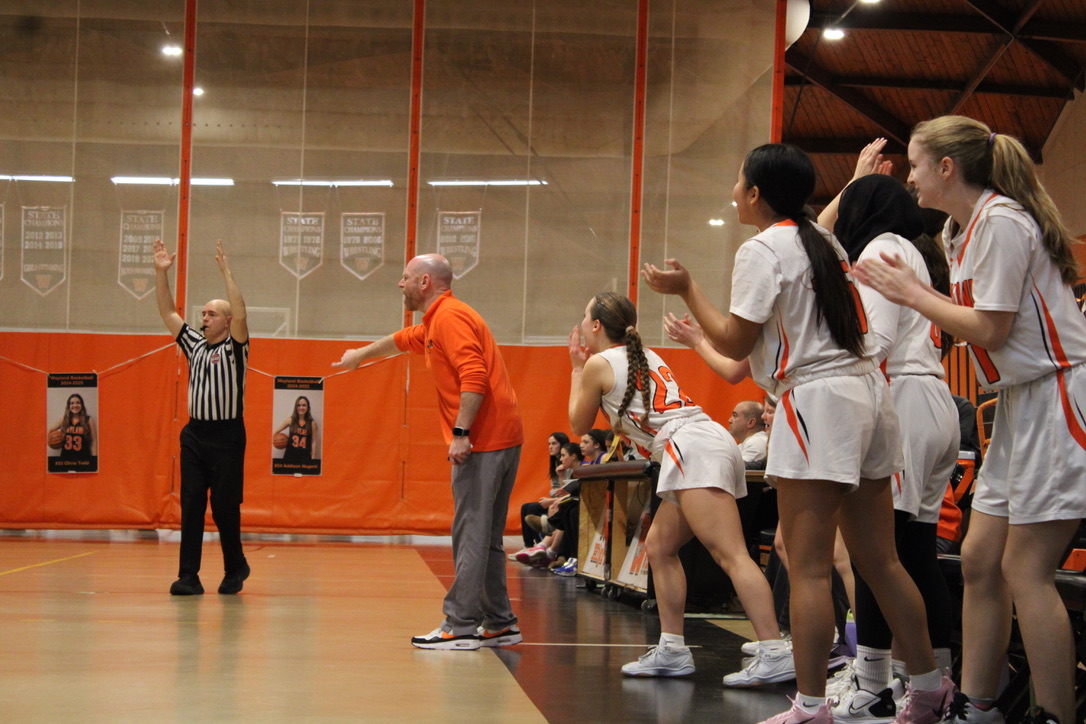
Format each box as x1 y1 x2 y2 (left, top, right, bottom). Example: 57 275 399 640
911 668 944 691
934 647 952 672
854 645 892 692
891 658 908 680
659 632 685 649
796 693 827 713
760 638 788 652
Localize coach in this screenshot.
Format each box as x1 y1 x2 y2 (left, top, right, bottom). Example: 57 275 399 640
333 254 524 650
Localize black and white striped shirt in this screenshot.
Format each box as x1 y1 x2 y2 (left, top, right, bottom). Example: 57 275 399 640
177 324 249 421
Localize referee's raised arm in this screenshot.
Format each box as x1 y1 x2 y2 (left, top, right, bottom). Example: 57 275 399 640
153 238 184 339
215 240 248 344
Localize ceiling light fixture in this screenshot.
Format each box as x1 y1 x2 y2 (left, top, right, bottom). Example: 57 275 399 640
162 45 183 56
111 176 234 186
192 87 205 96
427 179 547 187
0 174 75 183
823 27 845 40
271 179 394 187
708 219 725 226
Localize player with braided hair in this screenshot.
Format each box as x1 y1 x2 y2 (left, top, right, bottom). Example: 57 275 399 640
568 291 789 682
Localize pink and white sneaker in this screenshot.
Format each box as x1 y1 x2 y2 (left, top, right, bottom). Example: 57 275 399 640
759 698 833 724
895 675 956 724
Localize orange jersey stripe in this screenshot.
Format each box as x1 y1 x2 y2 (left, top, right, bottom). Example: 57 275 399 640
1056 369 1086 451
781 389 809 462
664 439 684 477
1033 279 1072 369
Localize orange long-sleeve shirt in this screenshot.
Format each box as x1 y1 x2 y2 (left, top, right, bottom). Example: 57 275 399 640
393 290 523 452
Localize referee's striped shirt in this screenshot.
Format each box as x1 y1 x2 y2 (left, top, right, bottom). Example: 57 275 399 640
177 324 249 421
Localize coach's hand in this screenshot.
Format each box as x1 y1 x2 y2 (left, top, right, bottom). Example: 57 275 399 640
448 436 472 465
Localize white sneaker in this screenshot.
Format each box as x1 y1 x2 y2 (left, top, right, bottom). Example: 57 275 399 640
410 626 481 650
741 634 790 656
476 625 522 647
831 678 897 722
621 644 695 677
722 645 796 687
826 658 856 701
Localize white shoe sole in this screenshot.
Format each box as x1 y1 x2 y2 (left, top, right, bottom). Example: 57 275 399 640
411 637 481 650
621 665 695 677
479 632 523 647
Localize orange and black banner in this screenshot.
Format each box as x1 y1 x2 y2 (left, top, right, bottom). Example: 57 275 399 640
272 376 324 477
47 373 99 474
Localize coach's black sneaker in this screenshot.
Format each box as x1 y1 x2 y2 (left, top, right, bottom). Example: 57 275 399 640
218 562 250 594
170 575 204 596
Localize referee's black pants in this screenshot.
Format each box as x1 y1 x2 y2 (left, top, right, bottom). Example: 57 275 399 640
178 419 247 579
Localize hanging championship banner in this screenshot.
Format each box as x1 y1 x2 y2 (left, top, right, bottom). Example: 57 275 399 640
272 376 324 476
436 210 480 279
47 373 99 474
340 212 384 281
279 212 324 279
21 206 66 296
118 210 163 299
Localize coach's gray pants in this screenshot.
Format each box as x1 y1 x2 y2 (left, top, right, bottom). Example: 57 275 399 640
444 445 522 635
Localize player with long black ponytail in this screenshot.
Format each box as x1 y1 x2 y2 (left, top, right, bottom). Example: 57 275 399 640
644 143 948 724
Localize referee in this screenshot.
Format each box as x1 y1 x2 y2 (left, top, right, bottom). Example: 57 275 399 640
154 239 251 596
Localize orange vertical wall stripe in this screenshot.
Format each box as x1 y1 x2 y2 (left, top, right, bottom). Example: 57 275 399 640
771 0 786 143
627 0 649 303
403 0 425 329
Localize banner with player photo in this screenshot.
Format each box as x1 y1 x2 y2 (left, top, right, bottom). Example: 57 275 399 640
47 373 99 473
22 206 67 296
272 376 323 476
279 212 324 279
118 210 163 299
340 212 384 281
436 210 480 279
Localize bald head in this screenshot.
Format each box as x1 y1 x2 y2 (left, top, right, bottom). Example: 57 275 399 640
409 254 453 288
400 254 453 312
728 400 765 442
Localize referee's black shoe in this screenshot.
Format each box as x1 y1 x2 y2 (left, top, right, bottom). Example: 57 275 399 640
218 562 250 595
170 575 204 596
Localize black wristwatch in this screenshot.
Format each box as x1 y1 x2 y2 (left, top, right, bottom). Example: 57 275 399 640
452 427 470 438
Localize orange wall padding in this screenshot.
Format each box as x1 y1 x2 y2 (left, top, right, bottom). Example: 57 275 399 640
0 331 762 534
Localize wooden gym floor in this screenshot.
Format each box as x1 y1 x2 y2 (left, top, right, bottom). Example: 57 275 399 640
0 531 797 723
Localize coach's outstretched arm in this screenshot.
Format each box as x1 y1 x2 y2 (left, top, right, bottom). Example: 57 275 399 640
332 334 401 370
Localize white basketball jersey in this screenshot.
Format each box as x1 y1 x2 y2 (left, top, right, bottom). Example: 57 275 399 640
597 345 703 457
945 191 1086 388
730 220 872 396
858 234 946 378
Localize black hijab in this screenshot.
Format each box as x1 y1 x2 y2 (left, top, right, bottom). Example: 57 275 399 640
834 175 924 263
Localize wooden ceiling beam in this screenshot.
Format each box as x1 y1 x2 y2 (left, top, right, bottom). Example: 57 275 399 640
784 75 1070 98
808 11 983 34
960 0 1084 90
785 50 912 145
786 137 907 155
809 11 1086 45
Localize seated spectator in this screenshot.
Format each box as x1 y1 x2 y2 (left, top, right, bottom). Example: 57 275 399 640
581 428 608 464
510 432 569 562
729 400 768 469
518 443 583 568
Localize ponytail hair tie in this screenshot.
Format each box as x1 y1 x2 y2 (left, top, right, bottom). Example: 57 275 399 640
625 325 636 336
988 132 997 146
